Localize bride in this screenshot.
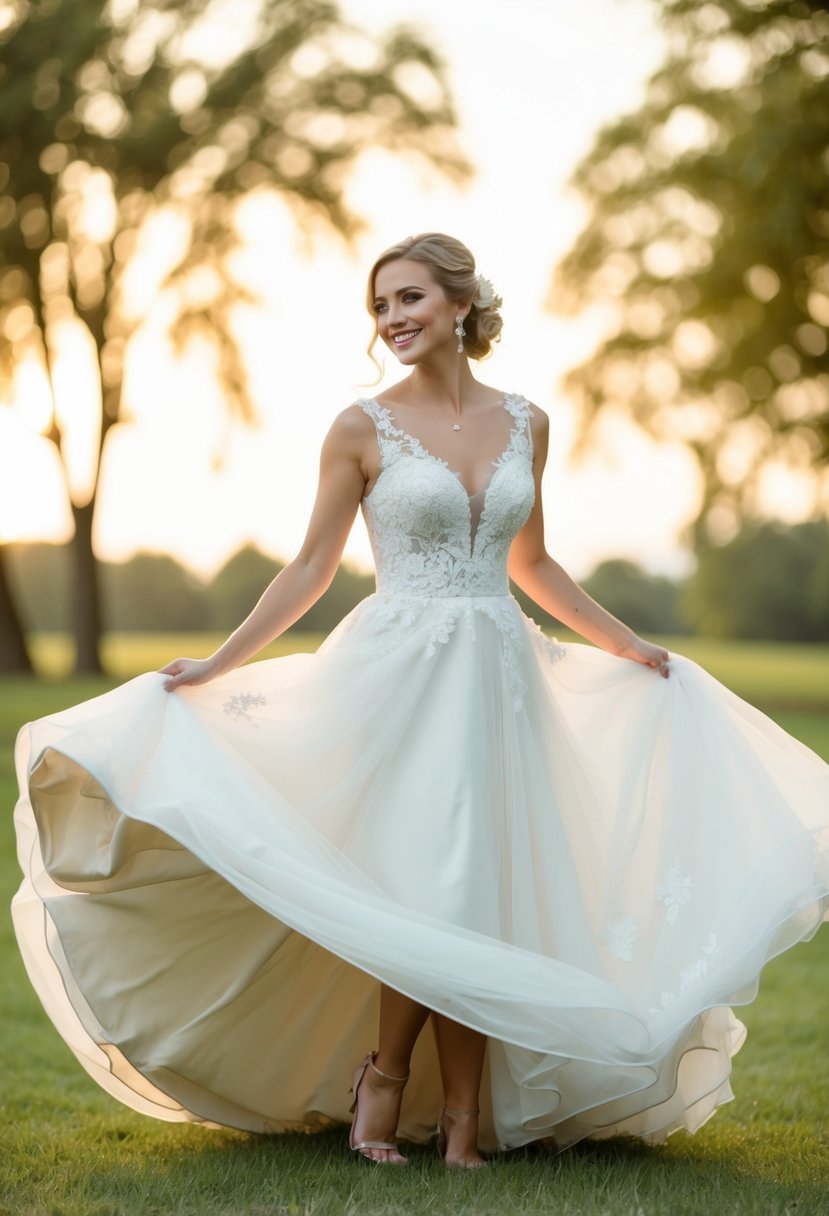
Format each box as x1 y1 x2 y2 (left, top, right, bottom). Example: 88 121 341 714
13 233 829 1170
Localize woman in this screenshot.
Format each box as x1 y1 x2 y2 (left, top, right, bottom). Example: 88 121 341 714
12 234 829 1170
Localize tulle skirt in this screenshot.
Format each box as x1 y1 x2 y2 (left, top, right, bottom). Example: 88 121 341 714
12 593 829 1149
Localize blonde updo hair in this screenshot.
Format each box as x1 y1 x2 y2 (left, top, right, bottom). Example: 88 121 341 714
366 232 503 363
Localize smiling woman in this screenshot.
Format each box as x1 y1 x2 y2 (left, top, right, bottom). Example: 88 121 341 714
12 232 829 1175
368 232 504 368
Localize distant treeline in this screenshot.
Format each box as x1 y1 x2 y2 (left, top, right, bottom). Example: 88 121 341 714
6 520 828 642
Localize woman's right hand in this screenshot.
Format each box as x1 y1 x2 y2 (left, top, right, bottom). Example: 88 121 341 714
159 656 220 691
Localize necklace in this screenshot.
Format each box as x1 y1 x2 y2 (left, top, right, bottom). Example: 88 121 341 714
408 373 466 429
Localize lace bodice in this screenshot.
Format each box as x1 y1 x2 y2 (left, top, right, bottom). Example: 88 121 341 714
357 393 536 598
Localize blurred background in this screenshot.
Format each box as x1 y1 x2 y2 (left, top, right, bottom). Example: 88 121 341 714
1 0 827 676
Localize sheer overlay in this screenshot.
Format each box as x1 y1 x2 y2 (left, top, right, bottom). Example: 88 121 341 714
12 393 829 1150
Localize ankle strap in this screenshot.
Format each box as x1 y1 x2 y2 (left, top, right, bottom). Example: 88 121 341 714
442 1107 479 1116
368 1052 409 1084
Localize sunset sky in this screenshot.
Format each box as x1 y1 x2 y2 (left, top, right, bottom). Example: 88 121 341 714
4 0 801 582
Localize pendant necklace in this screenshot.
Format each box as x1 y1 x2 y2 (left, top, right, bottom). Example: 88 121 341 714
409 372 465 430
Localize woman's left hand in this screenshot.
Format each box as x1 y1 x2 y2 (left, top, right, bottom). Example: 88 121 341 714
614 637 670 678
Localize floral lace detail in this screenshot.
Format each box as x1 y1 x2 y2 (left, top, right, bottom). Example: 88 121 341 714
475 597 528 711
223 693 267 724
646 990 677 1017
357 394 535 599
356 595 531 712
423 601 468 659
655 863 693 924
353 394 540 712
524 613 567 666
601 915 637 962
679 933 719 991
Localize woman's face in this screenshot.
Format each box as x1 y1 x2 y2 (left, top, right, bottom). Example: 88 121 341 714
371 258 460 364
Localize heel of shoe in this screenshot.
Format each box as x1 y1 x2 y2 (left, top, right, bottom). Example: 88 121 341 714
436 1107 485 1170
348 1052 410 1164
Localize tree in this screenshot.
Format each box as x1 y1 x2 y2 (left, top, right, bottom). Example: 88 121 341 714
0 0 467 673
5 542 71 632
682 520 829 640
206 544 282 630
294 560 374 632
206 543 375 633
581 558 684 635
552 0 829 543
102 551 209 631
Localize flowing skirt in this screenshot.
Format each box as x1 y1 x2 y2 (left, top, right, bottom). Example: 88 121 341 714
12 594 829 1149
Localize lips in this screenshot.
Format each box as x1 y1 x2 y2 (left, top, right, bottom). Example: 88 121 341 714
392 329 422 348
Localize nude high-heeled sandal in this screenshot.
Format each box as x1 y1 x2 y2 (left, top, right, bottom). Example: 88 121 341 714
348 1052 409 1164
436 1107 487 1169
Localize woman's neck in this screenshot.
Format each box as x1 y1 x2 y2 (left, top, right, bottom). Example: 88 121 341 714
405 361 481 417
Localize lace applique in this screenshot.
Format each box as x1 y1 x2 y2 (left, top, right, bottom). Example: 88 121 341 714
223 693 267 724
601 915 637 962
679 933 719 991
357 394 535 599
655 863 693 924
647 990 677 1017
524 614 567 666
353 394 540 711
475 598 528 711
424 602 468 659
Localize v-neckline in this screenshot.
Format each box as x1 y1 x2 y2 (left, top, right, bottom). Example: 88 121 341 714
368 393 520 502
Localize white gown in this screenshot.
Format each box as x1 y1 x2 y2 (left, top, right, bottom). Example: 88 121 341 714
12 393 829 1151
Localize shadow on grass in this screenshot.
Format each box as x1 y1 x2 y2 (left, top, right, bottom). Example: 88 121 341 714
7 1118 822 1216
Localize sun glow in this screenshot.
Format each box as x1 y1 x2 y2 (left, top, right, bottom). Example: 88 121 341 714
3 1 814 583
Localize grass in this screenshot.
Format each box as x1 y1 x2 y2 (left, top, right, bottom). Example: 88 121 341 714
1 635 828 1215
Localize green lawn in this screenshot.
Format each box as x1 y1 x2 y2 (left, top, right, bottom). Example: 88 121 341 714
1 636 828 1215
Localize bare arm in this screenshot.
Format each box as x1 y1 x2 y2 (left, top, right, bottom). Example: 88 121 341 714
160 406 371 689
507 408 670 677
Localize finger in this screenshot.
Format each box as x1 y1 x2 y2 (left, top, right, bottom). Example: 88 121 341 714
158 660 182 675
163 670 189 691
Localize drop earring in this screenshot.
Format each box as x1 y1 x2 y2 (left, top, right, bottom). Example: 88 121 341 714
455 315 466 353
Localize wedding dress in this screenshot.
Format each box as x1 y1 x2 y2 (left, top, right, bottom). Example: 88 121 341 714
12 393 829 1151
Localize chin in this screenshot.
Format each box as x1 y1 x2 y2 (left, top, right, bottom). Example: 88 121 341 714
385 344 420 365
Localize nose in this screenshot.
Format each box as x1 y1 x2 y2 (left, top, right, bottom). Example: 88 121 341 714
386 300 407 329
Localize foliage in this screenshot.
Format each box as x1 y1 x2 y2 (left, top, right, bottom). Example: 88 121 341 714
7 540 374 634
0 0 467 670
581 557 685 634
682 519 829 640
9 518 828 646
206 542 283 629
553 0 829 541
103 550 211 631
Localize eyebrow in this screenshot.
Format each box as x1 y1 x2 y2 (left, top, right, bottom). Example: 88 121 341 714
372 285 425 302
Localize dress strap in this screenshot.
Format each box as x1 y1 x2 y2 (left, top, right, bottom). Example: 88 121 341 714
354 398 409 467
502 393 534 460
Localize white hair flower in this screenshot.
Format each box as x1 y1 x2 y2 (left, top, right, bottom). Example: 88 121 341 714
473 274 502 311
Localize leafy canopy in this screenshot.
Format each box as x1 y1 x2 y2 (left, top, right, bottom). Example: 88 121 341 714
553 0 829 541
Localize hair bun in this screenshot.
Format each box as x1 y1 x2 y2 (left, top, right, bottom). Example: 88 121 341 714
367 234 505 361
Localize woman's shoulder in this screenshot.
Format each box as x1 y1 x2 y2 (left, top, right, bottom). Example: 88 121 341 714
504 391 548 427
321 402 379 456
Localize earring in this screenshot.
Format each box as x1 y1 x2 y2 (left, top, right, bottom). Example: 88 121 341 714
455 315 466 353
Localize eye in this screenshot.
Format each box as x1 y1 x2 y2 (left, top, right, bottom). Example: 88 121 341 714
372 302 387 314
403 293 423 303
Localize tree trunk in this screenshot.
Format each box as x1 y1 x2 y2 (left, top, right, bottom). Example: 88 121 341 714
71 500 103 674
0 545 34 673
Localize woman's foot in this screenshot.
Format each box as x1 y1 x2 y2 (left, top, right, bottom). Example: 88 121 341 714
436 1107 487 1169
349 1053 409 1164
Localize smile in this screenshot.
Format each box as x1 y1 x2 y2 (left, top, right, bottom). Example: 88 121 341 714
392 329 422 347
